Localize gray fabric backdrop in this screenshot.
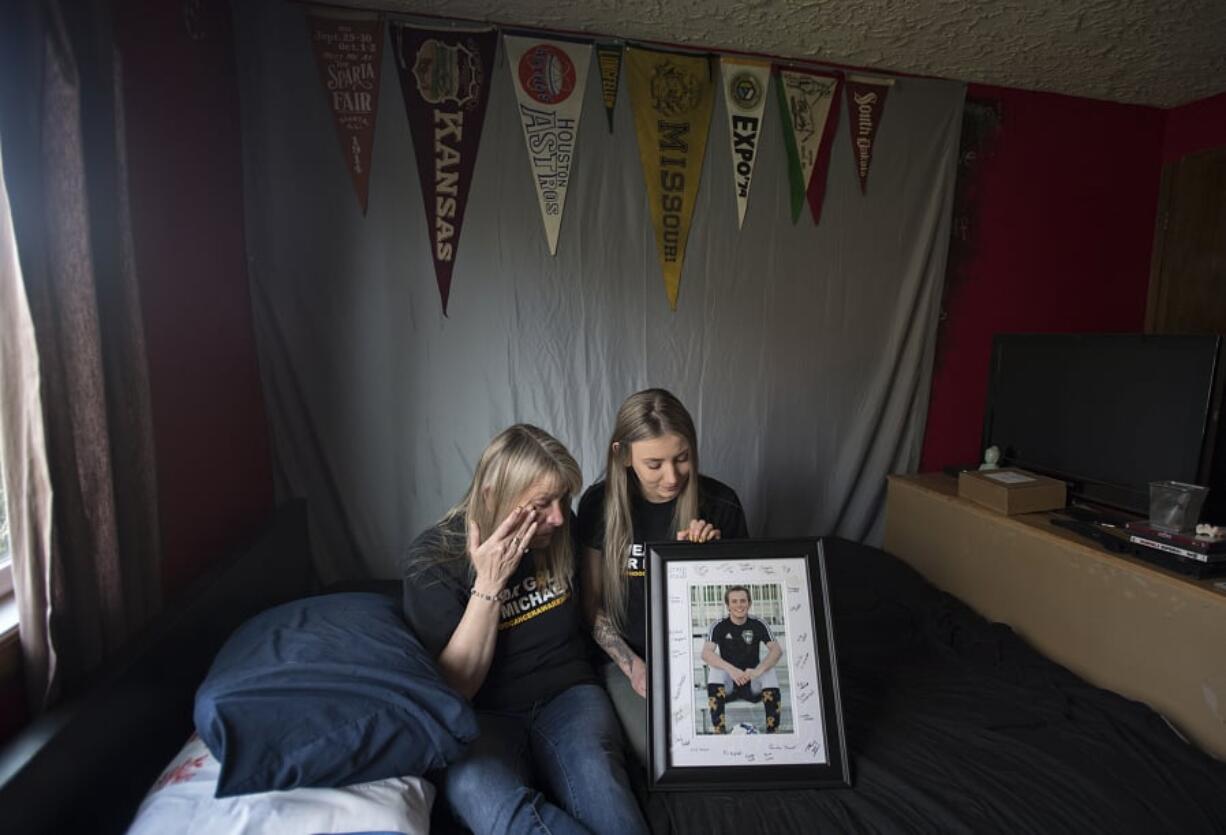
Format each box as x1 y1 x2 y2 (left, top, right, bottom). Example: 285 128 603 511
232 1 965 581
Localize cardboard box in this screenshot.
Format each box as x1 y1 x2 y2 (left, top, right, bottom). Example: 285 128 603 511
957 468 1067 515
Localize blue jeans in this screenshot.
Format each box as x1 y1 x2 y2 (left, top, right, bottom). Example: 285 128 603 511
442 683 648 835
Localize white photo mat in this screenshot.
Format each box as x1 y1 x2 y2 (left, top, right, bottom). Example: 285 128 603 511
665 556 827 768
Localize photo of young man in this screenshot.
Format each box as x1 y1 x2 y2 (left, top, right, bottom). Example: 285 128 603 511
700 585 784 734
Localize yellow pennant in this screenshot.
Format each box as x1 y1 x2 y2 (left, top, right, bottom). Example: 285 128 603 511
627 46 715 310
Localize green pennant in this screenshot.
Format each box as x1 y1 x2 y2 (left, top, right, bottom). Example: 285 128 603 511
776 74 807 224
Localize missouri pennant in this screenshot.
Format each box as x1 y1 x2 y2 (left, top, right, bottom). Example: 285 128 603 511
504 34 591 256
596 43 623 132
306 13 385 215
720 56 770 230
392 24 496 315
845 75 894 195
776 67 841 224
627 46 715 310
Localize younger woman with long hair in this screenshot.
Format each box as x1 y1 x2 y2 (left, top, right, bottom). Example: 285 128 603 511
403 424 646 835
577 390 748 763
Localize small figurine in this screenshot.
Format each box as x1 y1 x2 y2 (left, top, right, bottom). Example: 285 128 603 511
979 445 1001 471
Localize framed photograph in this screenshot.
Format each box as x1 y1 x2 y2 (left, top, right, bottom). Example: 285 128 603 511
646 538 849 791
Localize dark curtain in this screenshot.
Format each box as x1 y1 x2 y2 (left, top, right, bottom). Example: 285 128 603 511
0 0 161 709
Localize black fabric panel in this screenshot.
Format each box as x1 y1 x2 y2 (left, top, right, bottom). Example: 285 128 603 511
654 537 1226 835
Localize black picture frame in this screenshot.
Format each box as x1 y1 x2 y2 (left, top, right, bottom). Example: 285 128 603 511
646 537 850 791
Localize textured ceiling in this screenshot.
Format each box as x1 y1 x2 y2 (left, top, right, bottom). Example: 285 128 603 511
350 0 1226 107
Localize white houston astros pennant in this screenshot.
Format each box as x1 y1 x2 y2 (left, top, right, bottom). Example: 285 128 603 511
503 34 592 255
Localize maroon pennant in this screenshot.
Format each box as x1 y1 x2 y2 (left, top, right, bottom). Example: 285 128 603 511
392 25 497 315
306 14 385 215
844 76 893 195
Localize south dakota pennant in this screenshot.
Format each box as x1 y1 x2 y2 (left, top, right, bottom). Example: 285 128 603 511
720 56 770 230
845 75 894 195
627 46 715 310
392 24 496 315
776 67 841 224
596 43 623 132
306 13 385 215
504 34 592 255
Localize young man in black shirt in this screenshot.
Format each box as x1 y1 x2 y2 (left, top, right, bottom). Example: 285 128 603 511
700 585 783 733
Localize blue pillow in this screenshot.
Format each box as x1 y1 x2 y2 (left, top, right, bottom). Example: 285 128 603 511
194 592 477 797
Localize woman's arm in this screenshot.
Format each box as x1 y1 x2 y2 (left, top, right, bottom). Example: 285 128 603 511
583 547 648 696
435 508 537 699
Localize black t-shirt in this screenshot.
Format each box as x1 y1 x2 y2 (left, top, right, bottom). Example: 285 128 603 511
401 519 594 711
706 615 775 671
576 474 748 659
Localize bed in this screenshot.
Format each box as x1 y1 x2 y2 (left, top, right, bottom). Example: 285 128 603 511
1 511 1223 834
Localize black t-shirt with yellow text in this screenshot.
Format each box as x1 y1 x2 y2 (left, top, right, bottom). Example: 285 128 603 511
401 519 593 711
576 474 748 659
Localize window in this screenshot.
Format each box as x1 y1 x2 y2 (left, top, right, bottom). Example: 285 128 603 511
0 471 10 598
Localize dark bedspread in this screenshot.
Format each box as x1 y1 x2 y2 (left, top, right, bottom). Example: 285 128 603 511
646 537 1226 835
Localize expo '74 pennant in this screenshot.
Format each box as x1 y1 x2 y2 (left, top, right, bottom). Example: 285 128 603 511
845 74 894 195
305 12 385 215
392 23 496 315
776 67 841 224
504 33 592 256
627 46 715 310
719 56 770 229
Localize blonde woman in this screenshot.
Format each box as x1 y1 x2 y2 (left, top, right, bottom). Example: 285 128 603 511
403 424 646 835
577 390 748 763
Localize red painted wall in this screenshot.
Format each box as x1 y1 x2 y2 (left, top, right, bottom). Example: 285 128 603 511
1162 90 1226 163
919 85 1165 472
116 1 273 599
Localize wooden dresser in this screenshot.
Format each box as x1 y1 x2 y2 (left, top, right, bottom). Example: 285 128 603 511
883 472 1226 760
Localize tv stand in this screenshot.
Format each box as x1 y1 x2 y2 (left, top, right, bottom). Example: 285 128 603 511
884 472 1226 760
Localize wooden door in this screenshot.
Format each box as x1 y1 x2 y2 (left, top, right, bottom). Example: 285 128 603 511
1147 146 1226 334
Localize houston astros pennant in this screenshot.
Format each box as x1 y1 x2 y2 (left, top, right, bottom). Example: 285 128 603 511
392 24 496 315
504 34 592 255
306 13 385 215
776 68 841 224
719 56 770 229
845 75 894 195
596 42 623 132
627 46 715 311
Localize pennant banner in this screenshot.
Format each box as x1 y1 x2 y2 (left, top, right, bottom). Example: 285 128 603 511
627 46 715 310
776 68 841 224
504 35 592 256
845 75 894 195
306 13 385 215
719 56 770 230
393 24 497 314
596 43 623 132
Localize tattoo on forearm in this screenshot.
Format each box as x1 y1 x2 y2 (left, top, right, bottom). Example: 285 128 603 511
593 612 636 675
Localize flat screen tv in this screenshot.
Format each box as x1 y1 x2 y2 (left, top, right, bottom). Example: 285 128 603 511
981 333 1225 518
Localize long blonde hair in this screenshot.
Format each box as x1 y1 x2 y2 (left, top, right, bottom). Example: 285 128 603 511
420 424 583 587
601 389 699 632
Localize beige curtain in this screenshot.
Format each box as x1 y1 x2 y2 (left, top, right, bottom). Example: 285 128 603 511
0 0 161 710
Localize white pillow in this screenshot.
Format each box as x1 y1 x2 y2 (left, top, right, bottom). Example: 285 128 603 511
126 735 434 835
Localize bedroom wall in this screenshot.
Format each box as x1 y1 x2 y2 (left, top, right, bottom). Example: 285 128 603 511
1162 90 1226 163
918 84 1165 472
114 0 274 599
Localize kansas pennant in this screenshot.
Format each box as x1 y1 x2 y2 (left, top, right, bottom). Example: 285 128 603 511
720 56 769 229
845 75 894 195
776 68 841 224
392 24 496 315
596 43 623 132
306 13 385 215
504 34 591 255
627 47 715 310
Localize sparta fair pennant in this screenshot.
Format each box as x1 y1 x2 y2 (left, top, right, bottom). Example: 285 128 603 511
776 68 841 224
719 56 770 229
845 75 894 195
596 43 623 132
306 13 384 215
392 24 496 315
504 34 591 255
627 46 715 310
